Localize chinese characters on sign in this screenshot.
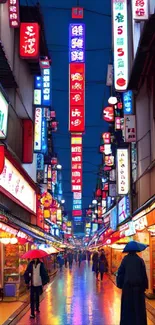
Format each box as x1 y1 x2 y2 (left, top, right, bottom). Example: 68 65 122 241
113 0 128 91
8 0 20 28
69 24 85 63
71 137 82 192
124 115 136 142
132 0 148 20
117 148 129 195
20 23 40 59
40 59 51 107
34 107 42 152
69 63 85 132
0 158 36 213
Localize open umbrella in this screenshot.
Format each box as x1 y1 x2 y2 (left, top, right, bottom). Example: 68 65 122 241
21 249 48 259
123 240 148 253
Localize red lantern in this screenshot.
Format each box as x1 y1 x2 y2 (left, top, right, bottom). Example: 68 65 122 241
96 189 102 197
103 107 114 122
51 157 58 165
102 191 107 199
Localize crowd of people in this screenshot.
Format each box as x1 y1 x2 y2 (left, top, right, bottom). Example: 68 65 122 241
92 249 108 281
57 250 91 270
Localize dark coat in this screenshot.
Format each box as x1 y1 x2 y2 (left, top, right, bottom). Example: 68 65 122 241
24 260 49 287
99 253 108 273
92 252 99 272
67 252 73 263
117 253 148 325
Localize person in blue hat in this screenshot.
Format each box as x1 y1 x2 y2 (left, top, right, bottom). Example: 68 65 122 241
116 242 148 325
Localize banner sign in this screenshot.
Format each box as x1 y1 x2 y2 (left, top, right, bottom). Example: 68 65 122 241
132 0 149 21
20 23 40 59
113 0 128 91
124 115 136 142
117 148 130 195
69 63 85 132
40 59 51 107
34 107 42 152
8 0 20 28
69 23 85 63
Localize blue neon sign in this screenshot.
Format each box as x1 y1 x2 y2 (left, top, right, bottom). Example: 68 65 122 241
69 24 85 63
123 90 133 115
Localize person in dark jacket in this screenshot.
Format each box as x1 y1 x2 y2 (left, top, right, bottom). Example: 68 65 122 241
99 250 108 281
117 252 148 325
92 251 99 279
67 251 73 269
24 258 49 319
78 251 83 267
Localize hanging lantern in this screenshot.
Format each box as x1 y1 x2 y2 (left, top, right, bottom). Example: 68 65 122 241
51 157 58 165
95 189 102 197
108 96 117 105
102 191 107 199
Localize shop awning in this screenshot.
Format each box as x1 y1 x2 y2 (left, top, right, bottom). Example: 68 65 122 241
128 14 155 91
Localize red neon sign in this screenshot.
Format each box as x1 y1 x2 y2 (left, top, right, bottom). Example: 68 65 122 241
20 23 40 59
72 7 84 19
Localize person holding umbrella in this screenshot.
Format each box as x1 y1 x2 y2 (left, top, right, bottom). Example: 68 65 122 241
116 241 148 325
23 249 49 319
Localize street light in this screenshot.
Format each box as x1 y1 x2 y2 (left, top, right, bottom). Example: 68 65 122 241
92 199 97 205
61 199 65 204
56 164 62 170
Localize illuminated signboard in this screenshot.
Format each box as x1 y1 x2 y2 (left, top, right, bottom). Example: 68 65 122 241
34 107 42 152
41 117 47 153
103 106 114 122
8 0 20 28
73 192 82 199
123 90 133 114
102 132 111 144
72 7 84 19
0 158 36 213
117 148 130 195
118 195 130 224
69 24 85 63
113 0 128 91
124 115 136 142
71 139 82 192
0 91 8 139
20 23 40 59
40 59 51 107
34 76 42 106
132 0 149 21
69 63 85 132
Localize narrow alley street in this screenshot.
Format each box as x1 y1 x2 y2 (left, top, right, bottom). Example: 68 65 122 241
16 262 153 325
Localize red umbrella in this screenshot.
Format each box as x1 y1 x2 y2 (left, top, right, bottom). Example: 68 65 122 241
21 249 48 259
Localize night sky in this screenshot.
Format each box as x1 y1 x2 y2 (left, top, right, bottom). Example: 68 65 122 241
22 0 111 218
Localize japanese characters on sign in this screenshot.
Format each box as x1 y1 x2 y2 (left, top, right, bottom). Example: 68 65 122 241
71 139 82 192
0 158 36 213
8 0 20 28
123 90 133 114
124 115 136 142
34 107 42 152
69 63 85 132
20 23 40 59
69 24 85 63
40 59 51 107
117 148 130 195
113 0 128 91
132 0 148 20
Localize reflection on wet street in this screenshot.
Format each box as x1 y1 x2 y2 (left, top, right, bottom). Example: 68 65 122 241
16 262 152 325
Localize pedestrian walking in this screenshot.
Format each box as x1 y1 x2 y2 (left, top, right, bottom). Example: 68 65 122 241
64 252 68 268
67 250 73 269
57 252 64 271
78 250 83 267
74 251 78 264
92 250 99 280
98 249 108 281
87 251 91 264
116 241 148 325
24 258 49 319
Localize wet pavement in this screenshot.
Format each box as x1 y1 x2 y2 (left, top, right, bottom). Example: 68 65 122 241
16 262 152 325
